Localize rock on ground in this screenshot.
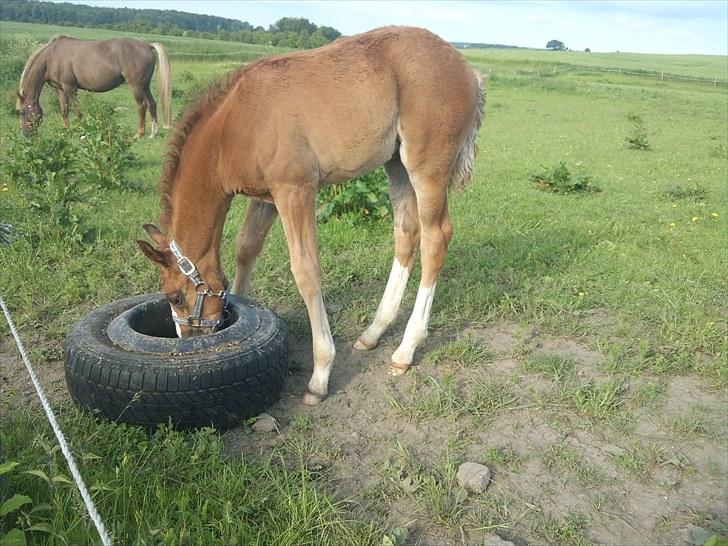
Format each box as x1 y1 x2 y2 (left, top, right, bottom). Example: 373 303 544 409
456 462 491 493
251 413 278 433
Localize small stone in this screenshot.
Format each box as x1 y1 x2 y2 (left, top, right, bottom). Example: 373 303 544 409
456 462 491 493
683 524 711 546
482 534 515 546
251 413 278 433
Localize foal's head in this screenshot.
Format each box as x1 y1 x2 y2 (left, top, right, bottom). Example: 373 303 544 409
16 93 42 136
137 224 227 338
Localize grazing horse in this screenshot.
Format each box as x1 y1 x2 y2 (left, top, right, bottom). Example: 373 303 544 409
16 36 172 138
138 26 485 405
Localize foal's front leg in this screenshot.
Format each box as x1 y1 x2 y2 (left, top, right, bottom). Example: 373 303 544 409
231 200 278 296
273 186 335 405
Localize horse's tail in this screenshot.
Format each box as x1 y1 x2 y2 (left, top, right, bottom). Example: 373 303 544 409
450 69 487 190
151 42 172 128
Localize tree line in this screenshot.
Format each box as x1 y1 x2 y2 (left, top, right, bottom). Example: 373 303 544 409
0 1 342 49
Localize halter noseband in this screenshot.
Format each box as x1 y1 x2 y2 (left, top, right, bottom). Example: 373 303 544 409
169 240 227 329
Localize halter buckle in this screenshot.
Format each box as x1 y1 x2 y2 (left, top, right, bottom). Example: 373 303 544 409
169 240 226 330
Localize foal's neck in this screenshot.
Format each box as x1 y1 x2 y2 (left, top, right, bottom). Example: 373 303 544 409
169 176 232 279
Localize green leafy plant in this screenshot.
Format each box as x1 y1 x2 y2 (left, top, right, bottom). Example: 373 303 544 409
3 129 87 237
71 96 135 190
317 168 392 222
0 460 45 546
665 184 708 202
626 113 650 150
531 161 601 194
0 224 16 245
2 97 135 240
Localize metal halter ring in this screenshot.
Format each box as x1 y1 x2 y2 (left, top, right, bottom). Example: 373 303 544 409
169 240 227 329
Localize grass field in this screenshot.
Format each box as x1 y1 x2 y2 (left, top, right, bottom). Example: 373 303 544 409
1 21 726 546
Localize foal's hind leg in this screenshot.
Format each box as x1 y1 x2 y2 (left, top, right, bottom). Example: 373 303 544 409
231 200 278 296
390 169 453 375
355 157 419 350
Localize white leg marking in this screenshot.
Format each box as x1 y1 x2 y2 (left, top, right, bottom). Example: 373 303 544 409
303 293 336 405
150 120 159 138
390 282 437 374
355 259 410 350
170 305 182 338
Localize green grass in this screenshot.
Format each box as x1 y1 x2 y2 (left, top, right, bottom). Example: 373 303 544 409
0 21 290 60
424 334 495 368
463 47 728 81
1 405 381 544
1 20 726 545
387 372 519 421
541 441 610 488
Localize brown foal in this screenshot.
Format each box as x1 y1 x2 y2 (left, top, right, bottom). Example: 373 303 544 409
138 26 485 405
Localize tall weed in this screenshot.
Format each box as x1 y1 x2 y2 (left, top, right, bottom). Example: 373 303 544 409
71 96 135 190
2 96 136 240
317 168 392 222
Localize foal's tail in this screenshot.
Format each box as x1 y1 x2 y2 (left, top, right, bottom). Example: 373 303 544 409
151 42 172 129
450 69 487 190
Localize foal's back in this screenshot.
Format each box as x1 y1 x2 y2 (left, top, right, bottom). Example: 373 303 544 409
206 26 480 190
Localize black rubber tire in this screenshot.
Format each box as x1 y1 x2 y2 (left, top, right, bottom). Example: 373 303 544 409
64 293 289 429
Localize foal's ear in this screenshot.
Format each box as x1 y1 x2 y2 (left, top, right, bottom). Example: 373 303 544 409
137 239 171 267
138 224 172 267
142 223 169 248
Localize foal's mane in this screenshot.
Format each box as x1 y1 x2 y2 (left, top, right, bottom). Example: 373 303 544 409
158 67 247 229
158 50 318 229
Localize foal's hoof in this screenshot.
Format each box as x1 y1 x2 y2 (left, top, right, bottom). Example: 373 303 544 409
354 336 376 351
302 390 325 406
388 361 410 376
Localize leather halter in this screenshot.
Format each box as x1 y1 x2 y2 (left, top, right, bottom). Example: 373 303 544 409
169 240 227 329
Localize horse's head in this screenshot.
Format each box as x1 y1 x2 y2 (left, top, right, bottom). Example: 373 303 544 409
137 224 227 338
16 92 43 136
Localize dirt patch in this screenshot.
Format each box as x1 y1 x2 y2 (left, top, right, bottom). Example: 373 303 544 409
1 333 68 413
3 318 726 544
225 321 728 545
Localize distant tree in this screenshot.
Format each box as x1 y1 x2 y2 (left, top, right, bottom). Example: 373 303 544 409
546 39 566 51
585 47 591 52
269 17 317 35
0 1 342 49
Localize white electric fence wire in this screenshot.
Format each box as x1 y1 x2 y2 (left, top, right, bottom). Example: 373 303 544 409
0 297 113 546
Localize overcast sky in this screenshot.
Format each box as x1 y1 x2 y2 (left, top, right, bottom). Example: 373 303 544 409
57 1 727 55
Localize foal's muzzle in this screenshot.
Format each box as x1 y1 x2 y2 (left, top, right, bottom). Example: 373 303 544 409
171 286 227 330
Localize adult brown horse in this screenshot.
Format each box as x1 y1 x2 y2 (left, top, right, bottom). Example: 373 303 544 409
138 26 485 406
16 36 172 138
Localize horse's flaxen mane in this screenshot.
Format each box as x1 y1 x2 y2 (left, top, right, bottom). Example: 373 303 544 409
159 66 247 229
18 36 61 100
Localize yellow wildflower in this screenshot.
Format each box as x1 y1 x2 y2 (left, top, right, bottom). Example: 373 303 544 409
711 212 719 218
692 216 699 222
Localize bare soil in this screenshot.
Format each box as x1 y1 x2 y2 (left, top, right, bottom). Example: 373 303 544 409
227 320 728 546
3 319 726 545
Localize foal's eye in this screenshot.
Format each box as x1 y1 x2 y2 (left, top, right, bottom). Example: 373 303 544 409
168 292 184 306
